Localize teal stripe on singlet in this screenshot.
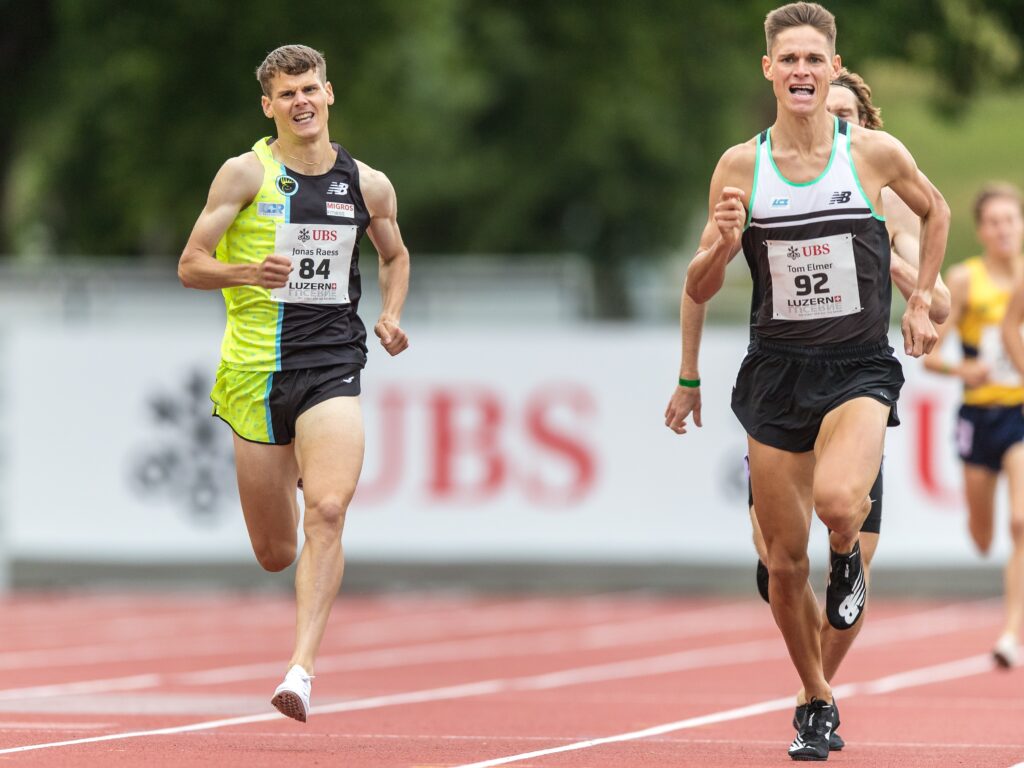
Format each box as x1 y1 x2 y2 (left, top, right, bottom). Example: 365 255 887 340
274 161 288 371
263 371 276 444
746 133 763 230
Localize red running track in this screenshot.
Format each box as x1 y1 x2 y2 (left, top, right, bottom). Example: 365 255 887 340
0 591 1020 767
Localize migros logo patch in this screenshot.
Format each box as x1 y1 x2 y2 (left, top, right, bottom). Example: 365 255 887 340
326 201 355 218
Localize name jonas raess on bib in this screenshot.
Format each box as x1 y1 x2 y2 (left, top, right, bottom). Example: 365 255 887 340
271 223 358 305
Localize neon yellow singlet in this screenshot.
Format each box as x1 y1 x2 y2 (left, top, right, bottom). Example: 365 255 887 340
957 256 1024 407
215 138 286 372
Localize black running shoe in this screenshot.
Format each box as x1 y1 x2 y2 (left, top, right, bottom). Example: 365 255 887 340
794 701 844 751
788 698 836 761
825 541 866 630
756 559 770 604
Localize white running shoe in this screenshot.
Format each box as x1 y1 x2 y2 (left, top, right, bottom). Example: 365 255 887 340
993 634 1019 669
271 664 313 722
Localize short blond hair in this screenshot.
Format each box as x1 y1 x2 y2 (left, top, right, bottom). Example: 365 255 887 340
256 45 326 96
765 2 836 55
974 183 1024 226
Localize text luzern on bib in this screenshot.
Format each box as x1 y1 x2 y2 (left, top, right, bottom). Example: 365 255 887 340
767 233 862 321
271 223 358 305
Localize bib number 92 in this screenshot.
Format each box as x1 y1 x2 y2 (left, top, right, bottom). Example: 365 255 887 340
794 272 829 296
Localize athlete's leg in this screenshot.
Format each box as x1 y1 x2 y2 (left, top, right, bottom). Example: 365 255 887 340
750 505 769 562
747 437 827 700
233 435 301 572
963 464 998 554
1000 444 1024 642
819 531 878 681
289 396 365 674
760 528 879 698
813 398 888 554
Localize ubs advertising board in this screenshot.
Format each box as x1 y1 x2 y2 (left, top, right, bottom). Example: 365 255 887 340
1 324 993 567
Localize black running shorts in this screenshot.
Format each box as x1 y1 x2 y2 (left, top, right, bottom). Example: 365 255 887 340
731 336 904 453
211 362 362 445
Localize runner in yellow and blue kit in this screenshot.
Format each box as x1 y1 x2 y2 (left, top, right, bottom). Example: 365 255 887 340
210 135 371 444
927 183 1024 669
179 44 411 722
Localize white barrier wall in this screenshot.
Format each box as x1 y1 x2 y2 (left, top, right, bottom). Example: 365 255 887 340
2 324 996 567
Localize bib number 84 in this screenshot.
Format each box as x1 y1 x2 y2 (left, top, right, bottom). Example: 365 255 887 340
794 272 829 296
298 258 331 280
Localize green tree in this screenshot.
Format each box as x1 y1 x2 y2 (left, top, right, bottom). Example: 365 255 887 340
4 0 1024 315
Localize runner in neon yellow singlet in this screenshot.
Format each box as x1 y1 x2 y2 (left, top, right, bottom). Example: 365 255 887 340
178 44 411 721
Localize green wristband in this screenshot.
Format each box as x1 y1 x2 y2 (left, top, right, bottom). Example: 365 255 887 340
678 377 701 388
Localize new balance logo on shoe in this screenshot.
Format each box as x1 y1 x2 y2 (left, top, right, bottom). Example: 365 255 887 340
837 567 865 625
826 543 866 630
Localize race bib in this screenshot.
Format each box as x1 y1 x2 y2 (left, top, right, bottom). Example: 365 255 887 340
270 223 357 305
979 324 1022 387
767 233 861 321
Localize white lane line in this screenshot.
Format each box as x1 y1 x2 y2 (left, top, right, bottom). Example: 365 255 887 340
0 616 999 757
0 600 990 702
851 654 996 695
0 596 532 665
211 733 1024 753
178 601 759 685
0 594 572 658
0 675 162 702
0 602 570 672
0 595 682 671
0 603 761 698
0 722 114 731
0 680 508 755
450 653 998 768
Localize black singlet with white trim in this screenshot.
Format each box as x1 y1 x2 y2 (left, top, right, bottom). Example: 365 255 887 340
741 117 892 346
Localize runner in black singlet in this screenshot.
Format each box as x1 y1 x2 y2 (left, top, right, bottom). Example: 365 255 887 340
673 4 948 760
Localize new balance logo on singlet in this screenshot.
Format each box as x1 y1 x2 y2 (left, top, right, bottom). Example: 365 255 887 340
829 191 853 204
326 182 349 196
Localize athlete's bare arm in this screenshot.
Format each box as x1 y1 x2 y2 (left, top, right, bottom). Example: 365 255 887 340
178 153 292 290
685 142 756 303
359 161 410 357
855 129 949 356
883 183 951 324
664 289 707 434
923 265 990 386
1002 284 1024 377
